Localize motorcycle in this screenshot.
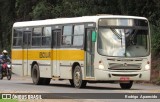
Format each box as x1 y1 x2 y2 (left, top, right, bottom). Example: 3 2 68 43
0 59 12 80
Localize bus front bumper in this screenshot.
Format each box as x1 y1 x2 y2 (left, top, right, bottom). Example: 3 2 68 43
94 69 150 81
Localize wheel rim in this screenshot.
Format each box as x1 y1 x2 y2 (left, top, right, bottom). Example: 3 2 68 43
75 72 80 84
74 69 81 87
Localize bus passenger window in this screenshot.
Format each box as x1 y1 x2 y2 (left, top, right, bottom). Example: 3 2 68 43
42 37 51 46
13 38 22 46
33 27 42 36
32 37 41 46
32 27 42 46
73 25 84 46
13 29 23 47
42 27 51 46
62 25 72 45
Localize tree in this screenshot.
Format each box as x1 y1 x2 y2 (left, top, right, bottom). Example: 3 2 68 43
15 0 33 21
31 0 53 20
0 0 16 52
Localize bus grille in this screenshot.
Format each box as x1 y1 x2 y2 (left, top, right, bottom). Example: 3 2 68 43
108 63 141 70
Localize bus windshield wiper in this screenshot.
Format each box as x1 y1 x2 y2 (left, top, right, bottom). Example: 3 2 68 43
110 28 123 46
110 28 122 39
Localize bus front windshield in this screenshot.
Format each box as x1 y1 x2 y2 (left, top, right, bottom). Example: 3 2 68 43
98 18 149 57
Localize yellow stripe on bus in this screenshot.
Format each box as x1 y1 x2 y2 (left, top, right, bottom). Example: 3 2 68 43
12 49 84 61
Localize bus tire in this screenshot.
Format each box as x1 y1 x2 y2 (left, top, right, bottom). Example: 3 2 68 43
73 65 87 88
120 81 133 89
31 64 43 85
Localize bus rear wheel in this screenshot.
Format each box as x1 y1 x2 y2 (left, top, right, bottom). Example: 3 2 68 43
32 64 43 85
120 81 133 89
73 65 87 88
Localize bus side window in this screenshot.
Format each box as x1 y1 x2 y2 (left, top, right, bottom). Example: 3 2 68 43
62 25 72 46
13 29 23 47
73 25 84 47
32 27 42 46
42 27 51 46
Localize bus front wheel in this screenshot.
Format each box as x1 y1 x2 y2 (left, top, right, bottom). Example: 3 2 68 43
120 81 133 89
31 64 43 85
73 65 87 88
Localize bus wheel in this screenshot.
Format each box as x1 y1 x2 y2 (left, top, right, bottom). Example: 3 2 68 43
120 81 133 89
31 64 43 85
73 65 87 88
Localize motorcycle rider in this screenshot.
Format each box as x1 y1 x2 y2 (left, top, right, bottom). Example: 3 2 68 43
0 50 11 76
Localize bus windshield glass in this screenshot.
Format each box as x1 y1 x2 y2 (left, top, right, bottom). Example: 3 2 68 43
98 18 149 57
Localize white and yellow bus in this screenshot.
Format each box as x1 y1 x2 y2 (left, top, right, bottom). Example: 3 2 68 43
12 15 151 89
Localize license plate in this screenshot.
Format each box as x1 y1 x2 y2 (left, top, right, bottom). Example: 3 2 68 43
120 77 129 81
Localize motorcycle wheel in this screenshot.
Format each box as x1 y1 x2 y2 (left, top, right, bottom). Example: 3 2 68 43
0 73 3 80
7 70 11 80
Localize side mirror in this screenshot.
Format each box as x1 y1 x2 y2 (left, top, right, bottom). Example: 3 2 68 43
92 31 97 42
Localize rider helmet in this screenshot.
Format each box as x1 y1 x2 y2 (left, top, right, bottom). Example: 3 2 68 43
2 50 8 55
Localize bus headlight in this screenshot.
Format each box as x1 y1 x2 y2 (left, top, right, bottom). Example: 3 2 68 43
98 61 104 69
99 64 104 69
145 64 150 70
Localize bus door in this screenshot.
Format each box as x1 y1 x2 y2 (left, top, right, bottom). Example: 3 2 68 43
51 29 61 77
22 31 31 76
85 29 95 77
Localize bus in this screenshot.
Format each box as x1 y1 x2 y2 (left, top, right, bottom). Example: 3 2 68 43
11 15 151 89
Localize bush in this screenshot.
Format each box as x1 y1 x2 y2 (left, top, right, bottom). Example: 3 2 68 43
151 24 160 55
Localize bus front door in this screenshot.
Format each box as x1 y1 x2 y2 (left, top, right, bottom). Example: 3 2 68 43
22 31 31 76
85 29 95 77
51 30 61 77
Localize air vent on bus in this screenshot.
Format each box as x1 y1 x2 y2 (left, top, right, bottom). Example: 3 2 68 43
108 63 141 70
112 74 138 77
107 58 143 62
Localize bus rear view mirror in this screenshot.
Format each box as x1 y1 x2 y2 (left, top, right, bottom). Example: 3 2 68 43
92 31 97 42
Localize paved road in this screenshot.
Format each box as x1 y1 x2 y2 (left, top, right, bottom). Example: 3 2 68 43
0 75 160 102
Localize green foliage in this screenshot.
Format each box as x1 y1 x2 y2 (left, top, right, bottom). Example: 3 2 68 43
0 0 160 57
32 1 53 19
0 0 16 52
151 24 160 54
15 0 32 20
0 99 18 102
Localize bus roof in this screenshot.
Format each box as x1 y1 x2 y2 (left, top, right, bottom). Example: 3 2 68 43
13 15 147 28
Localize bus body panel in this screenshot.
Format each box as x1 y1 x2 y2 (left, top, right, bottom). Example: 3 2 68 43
12 48 85 79
12 60 23 76
11 15 151 86
94 69 150 81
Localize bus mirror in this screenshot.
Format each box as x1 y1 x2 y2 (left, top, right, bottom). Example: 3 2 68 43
92 31 96 42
